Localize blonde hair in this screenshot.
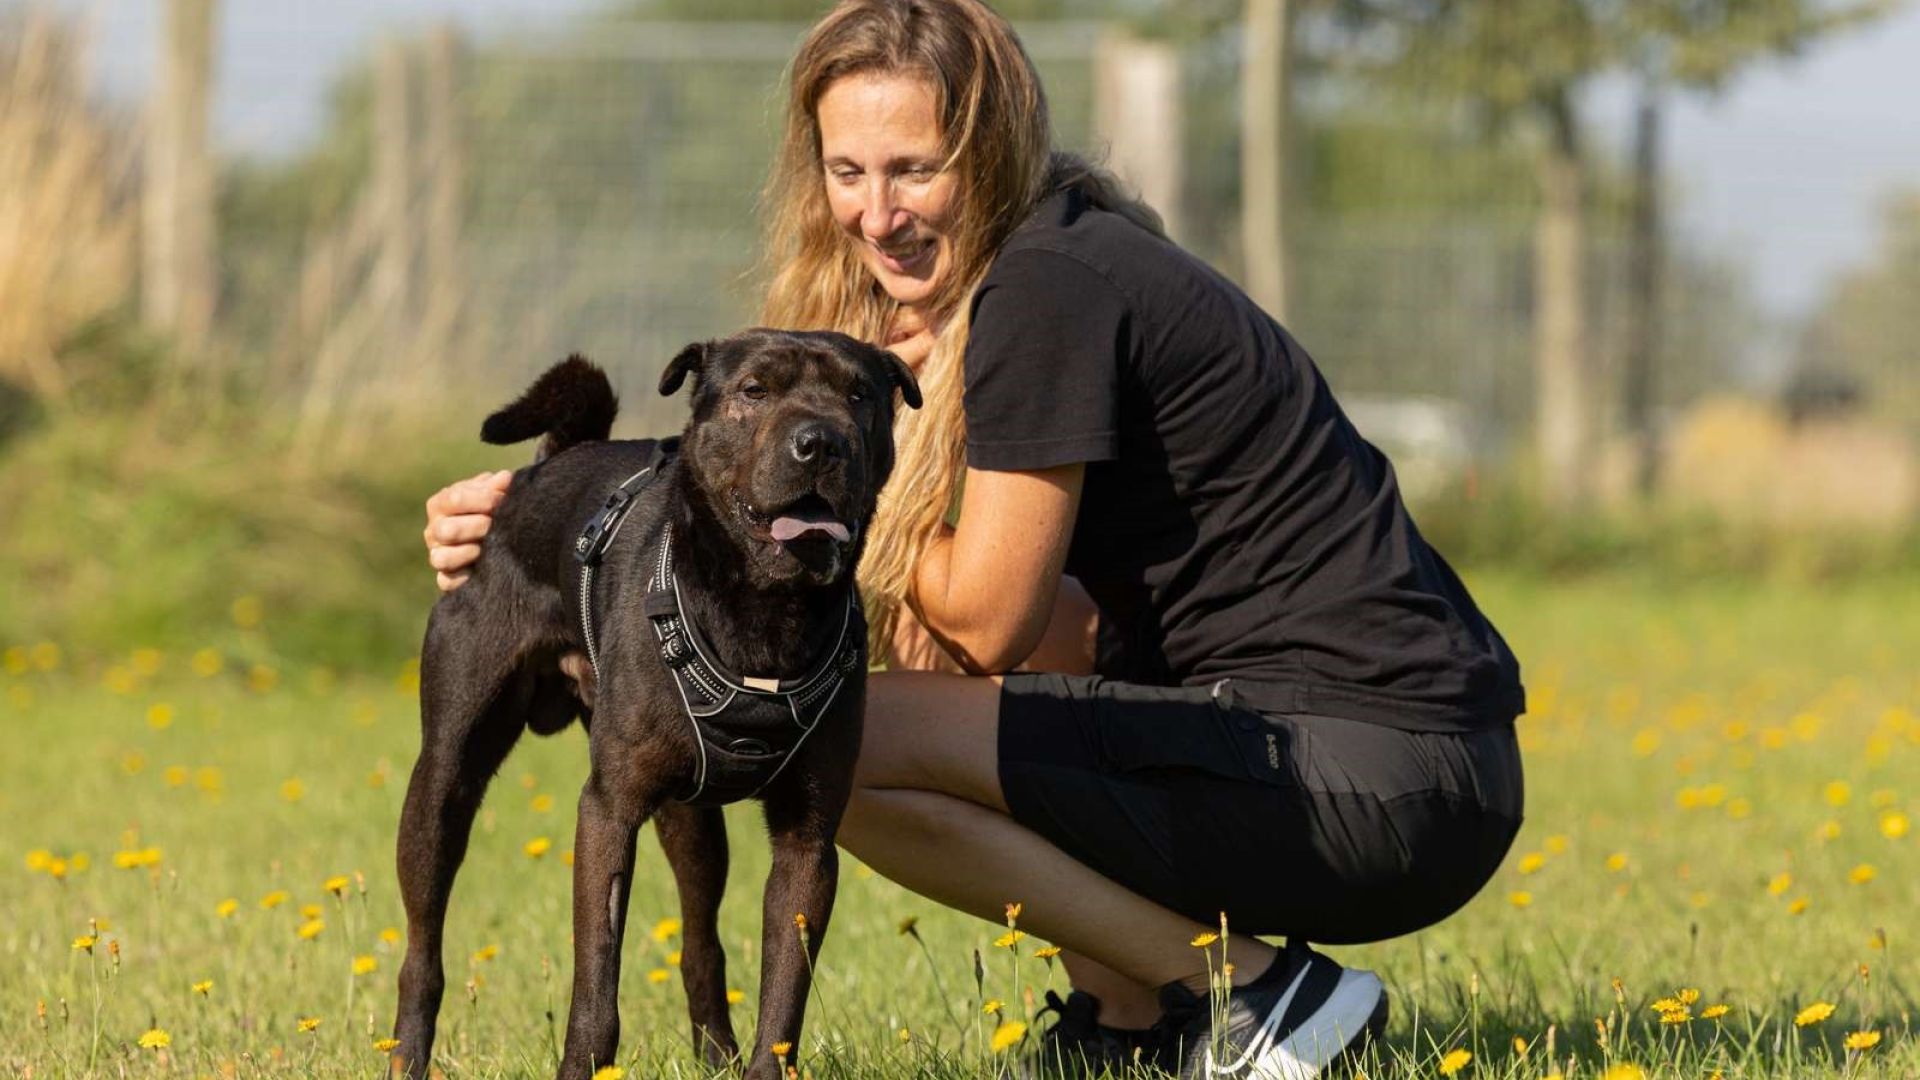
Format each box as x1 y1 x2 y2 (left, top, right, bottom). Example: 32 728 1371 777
759 0 1163 656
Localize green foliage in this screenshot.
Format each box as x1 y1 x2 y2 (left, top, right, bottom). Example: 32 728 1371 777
1801 191 1920 427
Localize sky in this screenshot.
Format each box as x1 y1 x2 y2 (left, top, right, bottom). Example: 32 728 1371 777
37 0 1920 323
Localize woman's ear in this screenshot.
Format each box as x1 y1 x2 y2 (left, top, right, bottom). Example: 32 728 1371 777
882 350 923 409
658 341 708 396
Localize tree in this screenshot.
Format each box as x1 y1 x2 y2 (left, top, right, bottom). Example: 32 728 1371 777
1338 0 1893 509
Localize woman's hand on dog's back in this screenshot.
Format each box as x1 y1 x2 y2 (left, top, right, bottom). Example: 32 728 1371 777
424 470 512 591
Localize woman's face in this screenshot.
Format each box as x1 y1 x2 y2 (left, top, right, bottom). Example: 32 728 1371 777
817 73 958 312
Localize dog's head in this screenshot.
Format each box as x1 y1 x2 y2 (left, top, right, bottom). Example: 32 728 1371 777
661 328 921 588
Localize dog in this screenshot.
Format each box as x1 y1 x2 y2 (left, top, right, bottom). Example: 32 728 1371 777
389 328 920 1080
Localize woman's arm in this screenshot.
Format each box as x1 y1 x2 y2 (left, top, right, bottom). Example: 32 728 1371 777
907 463 1083 675
887 572 1096 675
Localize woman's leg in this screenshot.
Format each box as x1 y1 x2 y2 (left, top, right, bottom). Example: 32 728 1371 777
835 670 1277 994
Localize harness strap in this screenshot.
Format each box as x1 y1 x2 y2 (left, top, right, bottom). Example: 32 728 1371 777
571 445 863 807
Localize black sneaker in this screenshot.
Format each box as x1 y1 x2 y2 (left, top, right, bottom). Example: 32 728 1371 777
1022 989 1171 1077
1160 940 1387 1080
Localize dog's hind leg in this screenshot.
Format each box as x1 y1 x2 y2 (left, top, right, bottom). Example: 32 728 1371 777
654 802 738 1067
391 611 535 1080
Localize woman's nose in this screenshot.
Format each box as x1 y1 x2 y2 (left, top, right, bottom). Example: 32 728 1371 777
860 179 908 240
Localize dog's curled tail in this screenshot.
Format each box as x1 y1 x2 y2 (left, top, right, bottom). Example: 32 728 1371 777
481 355 619 460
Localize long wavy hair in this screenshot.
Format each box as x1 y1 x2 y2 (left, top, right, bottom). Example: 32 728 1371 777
759 0 1162 657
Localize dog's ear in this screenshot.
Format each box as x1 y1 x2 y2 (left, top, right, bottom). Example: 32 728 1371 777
880 350 923 410
658 341 708 397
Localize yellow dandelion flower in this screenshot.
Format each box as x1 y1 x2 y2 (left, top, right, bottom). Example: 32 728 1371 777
1517 852 1546 875
899 1027 912 1042
300 903 324 920
138 1028 170 1049
993 930 1027 949
247 664 279 693
1787 897 1810 915
794 912 808 933
1508 890 1533 908
1658 1007 1691 1025
524 837 552 859
726 988 745 1005
24 849 52 872
190 648 223 677
352 955 378 975
1437 1048 1471 1076
1190 931 1219 948
374 1037 401 1053
1035 945 1062 959
1817 819 1842 842
647 968 670 984
1543 833 1569 854
1844 1030 1881 1051
990 1020 1028 1052
1677 987 1700 1005
1880 812 1910 840
192 979 213 995
1767 872 1792 896
1650 997 1684 1013
1512 1035 1528 1056
1869 788 1898 808
531 793 555 812
1849 863 1877 884
146 703 174 730
296 919 325 940
473 943 500 962
1700 1003 1730 1019
1600 1067 1647 1080
380 926 402 945
279 778 305 803
231 595 264 628
1794 1001 1835 1027
1004 901 1023 922
1823 780 1852 806
772 1041 793 1057
591 1068 625 1080
72 935 97 952
297 1016 322 1033
651 917 681 942
666 950 681 965
1605 852 1629 872
47 856 68 879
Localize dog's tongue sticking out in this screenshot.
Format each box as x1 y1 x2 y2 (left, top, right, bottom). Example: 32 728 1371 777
771 514 850 543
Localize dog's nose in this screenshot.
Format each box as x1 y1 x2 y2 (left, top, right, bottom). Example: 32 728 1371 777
791 423 849 464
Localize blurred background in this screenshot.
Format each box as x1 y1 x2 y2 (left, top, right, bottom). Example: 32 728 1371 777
2 0 1916 671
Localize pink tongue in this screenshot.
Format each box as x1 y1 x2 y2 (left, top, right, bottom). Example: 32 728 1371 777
771 515 850 543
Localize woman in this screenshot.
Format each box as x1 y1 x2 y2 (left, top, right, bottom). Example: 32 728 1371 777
424 1 1524 1076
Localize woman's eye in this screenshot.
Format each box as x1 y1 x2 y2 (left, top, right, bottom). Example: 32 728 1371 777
741 382 767 401
829 168 860 185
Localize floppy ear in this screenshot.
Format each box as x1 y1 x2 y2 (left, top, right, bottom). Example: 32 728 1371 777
658 341 708 397
880 350 923 410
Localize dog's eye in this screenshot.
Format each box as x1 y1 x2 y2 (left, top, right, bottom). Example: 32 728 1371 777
848 387 866 404
741 381 767 401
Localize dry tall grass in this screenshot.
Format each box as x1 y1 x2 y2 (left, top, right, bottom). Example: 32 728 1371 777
0 8 137 404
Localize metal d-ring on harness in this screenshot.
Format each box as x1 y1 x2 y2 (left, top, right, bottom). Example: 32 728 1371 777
573 441 864 807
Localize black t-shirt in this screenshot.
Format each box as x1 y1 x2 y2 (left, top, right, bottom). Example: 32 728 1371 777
962 188 1524 731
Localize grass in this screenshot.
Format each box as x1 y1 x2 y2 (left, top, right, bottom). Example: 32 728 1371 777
4 571 1917 1078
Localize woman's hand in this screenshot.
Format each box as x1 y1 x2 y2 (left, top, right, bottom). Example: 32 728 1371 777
423 470 512 591
885 307 939 374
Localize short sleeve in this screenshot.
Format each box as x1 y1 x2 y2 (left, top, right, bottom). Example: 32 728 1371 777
962 249 1128 472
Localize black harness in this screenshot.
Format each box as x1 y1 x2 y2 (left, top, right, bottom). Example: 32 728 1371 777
573 442 864 807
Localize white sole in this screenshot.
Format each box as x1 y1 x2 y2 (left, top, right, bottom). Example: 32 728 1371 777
1208 968 1386 1080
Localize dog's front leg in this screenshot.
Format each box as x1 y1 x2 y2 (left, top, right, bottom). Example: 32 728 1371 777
743 795 844 1080
556 743 657 1080
655 802 738 1067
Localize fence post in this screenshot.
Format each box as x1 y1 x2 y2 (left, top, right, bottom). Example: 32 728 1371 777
141 0 218 355
370 35 417 341
419 23 467 366
1094 31 1183 242
1240 0 1291 323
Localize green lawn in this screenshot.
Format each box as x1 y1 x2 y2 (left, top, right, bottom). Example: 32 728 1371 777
4 572 1917 1078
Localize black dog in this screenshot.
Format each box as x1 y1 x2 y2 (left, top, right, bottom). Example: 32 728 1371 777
390 329 919 1080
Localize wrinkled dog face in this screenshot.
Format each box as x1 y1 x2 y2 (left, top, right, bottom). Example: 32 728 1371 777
661 329 921 587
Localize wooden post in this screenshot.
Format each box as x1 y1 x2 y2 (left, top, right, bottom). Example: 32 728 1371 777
1094 31 1184 242
418 24 467 365
1623 78 1664 499
1534 92 1593 509
1240 0 1291 322
142 0 218 353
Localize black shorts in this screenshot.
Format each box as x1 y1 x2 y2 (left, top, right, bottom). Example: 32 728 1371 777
997 674 1523 944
